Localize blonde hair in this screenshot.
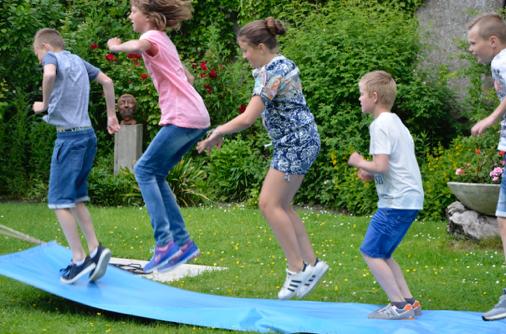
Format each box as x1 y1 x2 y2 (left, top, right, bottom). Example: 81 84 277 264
33 28 64 49
468 13 506 43
131 0 192 30
360 70 397 109
238 17 286 50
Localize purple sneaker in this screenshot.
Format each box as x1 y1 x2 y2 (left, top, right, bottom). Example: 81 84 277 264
158 240 200 273
143 242 181 273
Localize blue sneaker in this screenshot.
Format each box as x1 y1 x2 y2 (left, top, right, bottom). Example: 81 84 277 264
158 240 200 273
88 243 112 282
143 242 181 273
60 256 96 284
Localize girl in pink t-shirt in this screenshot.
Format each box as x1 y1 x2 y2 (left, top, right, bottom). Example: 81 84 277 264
107 0 209 274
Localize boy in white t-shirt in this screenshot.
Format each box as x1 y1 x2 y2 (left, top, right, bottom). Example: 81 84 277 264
348 70 424 320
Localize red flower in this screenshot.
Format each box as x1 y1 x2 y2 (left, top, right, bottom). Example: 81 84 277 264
90 43 98 49
191 62 198 69
105 53 117 61
499 150 505 157
475 148 481 155
140 73 149 80
204 84 213 94
200 61 208 71
209 69 217 79
238 104 247 114
127 53 142 59
199 73 207 78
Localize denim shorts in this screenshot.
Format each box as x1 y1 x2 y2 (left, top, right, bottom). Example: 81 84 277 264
496 160 506 217
360 208 419 259
48 128 97 209
271 124 320 176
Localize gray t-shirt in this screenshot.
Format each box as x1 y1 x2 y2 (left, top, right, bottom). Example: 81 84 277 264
491 48 506 151
369 112 424 210
41 51 99 128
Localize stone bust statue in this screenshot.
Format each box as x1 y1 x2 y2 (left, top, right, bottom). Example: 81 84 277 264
117 94 137 125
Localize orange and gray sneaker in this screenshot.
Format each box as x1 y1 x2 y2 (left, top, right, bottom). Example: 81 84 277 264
410 300 422 316
368 303 415 320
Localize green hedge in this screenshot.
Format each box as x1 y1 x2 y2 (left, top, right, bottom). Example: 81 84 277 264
0 0 485 220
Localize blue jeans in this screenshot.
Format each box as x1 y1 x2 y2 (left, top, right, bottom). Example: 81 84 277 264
48 128 96 209
134 125 207 247
360 208 419 259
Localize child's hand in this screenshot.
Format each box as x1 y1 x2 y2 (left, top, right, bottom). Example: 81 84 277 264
107 38 122 52
32 101 46 113
107 115 120 134
471 117 493 136
357 168 373 181
197 129 224 154
348 152 363 167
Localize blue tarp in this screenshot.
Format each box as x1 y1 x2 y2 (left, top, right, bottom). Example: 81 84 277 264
0 242 505 333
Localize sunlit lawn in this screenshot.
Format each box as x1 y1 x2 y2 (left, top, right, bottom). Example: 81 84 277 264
0 202 504 333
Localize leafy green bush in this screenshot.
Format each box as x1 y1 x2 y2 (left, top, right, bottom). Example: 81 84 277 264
205 139 268 202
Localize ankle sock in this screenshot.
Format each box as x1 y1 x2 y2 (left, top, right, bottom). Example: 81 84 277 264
392 301 408 309
405 297 416 304
90 247 98 258
74 258 85 266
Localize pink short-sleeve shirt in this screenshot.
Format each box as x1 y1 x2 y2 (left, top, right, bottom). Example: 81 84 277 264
140 30 210 128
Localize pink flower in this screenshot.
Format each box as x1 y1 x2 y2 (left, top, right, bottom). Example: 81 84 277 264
455 168 465 176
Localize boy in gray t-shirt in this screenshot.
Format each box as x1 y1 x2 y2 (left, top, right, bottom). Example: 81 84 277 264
32 28 120 284
348 70 424 320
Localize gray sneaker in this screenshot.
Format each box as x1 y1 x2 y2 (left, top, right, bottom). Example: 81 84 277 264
483 289 506 321
368 303 415 320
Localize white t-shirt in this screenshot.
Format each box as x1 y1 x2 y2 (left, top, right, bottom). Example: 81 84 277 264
491 48 506 151
369 112 424 209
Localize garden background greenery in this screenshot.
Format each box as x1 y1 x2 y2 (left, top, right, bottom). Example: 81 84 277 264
0 0 502 219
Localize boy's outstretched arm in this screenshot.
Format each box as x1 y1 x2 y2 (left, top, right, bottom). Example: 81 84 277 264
33 64 56 113
95 72 120 134
348 152 389 174
472 98 506 136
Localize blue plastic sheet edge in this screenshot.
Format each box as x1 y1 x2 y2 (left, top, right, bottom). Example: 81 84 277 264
1 242 506 334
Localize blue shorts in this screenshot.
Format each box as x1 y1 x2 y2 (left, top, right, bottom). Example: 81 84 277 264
271 123 320 176
48 128 96 209
360 208 419 259
496 160 506 217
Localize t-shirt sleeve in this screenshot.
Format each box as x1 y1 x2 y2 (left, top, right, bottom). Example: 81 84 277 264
41 53 58 67
369 123 392 156
82 60 100 80
253 68 283 106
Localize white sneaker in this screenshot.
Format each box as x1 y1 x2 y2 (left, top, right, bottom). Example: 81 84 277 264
278 268 311 300
297 260 329 298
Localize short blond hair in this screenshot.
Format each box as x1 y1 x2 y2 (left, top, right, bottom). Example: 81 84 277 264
33 28 64 49
359 70 397 109
468 13 506 43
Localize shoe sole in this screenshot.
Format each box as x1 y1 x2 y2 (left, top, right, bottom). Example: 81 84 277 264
89 248 112 282
158 249 200 273
60 263 96 284
482 312 506 321
297 263 329 298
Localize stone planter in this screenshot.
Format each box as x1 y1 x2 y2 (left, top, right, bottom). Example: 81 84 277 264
447 182 500 216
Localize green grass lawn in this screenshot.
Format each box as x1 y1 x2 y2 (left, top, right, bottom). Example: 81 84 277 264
0 202 505 333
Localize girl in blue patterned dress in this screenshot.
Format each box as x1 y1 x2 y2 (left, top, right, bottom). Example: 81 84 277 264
197 17 328 300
